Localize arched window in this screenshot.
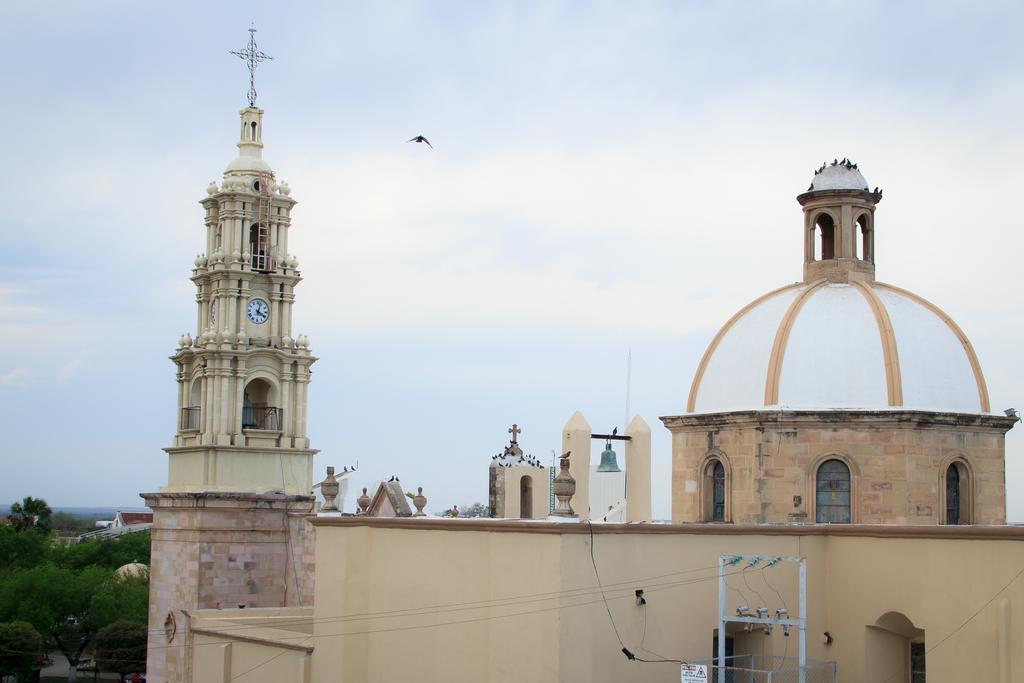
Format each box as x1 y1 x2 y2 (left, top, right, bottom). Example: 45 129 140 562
944 461 971 525
703 459 727 522
815 459 851 523
242 378 279 430
815 213 835 260
250 223 269 271
857 214 872 262
250 121 257 141
183 378 202 430
520 475 533 519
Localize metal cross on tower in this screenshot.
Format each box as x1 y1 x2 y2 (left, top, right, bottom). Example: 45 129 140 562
230 25 273 108
508 424 521 444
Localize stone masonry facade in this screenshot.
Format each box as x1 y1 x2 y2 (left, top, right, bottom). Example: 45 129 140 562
664 410 1015 526
143 492 315 683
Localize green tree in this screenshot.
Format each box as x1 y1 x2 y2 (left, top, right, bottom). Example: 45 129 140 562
0 620 43 679
0 526 51 574
91 572 150 627
0 564 112 682
94 621 147 680
8 497 53 535
52 531 151 572
460 502 489 518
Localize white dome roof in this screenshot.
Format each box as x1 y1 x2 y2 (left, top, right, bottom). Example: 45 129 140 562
225 154 273 175
809 161 870 192
688 280 990 414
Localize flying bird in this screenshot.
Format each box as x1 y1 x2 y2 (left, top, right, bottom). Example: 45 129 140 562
407 135 433 148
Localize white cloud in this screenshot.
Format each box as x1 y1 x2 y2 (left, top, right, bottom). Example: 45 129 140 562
0 367 29 386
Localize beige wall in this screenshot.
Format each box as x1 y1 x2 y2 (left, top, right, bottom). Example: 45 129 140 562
665 410 1013 525
187 608 313 683
297 519 1024 683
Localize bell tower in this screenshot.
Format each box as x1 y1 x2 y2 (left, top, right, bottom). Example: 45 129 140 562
143 29 317 683
163 100 316 494
797 158 882 283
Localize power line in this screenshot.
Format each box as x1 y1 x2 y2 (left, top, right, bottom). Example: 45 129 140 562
586 520 688 666
877 562 1024 683
131 560 733 638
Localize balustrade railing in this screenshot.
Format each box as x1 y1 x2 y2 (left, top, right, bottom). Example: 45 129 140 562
182 407 201 431
242 406 282 431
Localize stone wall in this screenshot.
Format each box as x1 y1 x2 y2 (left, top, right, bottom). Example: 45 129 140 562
143 492 315 683
663 410 1015 525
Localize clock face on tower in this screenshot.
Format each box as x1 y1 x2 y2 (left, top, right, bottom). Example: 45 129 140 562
246 298 270 324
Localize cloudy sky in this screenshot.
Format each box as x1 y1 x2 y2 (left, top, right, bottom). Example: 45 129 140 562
1 1 1022 520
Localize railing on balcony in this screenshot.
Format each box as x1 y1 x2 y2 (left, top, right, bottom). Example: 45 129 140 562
242 406 282 431
182 407 201 431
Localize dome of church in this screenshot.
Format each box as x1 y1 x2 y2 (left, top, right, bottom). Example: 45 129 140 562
116 562 149 580
688 280 989 414
688 160 990 415
808 159 870 192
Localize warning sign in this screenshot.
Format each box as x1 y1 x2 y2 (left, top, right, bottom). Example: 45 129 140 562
680 663 707 682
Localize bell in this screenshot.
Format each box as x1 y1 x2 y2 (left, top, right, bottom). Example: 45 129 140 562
596 440 621 472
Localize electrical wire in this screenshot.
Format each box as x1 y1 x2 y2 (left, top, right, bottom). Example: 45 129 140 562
876 562 1024 683
740 563 768 609
0 565 746 663
760 562 789 669
721 559 750 610
131 559 733 638
586 521 688 666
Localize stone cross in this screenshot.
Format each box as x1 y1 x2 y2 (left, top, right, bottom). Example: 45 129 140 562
230 25 273 108
508 424 521 444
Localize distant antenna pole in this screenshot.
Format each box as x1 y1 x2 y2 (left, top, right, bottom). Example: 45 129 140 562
624 348 632 430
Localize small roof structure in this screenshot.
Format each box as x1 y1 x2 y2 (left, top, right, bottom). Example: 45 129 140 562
366 480 413 518
116 511 154 527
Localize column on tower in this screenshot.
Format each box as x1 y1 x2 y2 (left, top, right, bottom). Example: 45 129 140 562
218 360 232 444
282 285 294 341
233 362 246 442
175 363 186 434
271 287 282 340
296 366 309 448
203 368 214 443
279 358 294 444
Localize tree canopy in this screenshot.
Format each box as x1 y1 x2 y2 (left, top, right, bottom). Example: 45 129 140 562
51 532 151 572
0 499 151 682
8 497 53 534
0 620 43 678
0 526 51 574
94 620 147 678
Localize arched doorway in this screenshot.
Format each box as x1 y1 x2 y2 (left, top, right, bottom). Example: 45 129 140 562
866 612 925 683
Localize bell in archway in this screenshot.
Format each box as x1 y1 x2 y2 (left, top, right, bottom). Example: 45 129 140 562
596 440 621 472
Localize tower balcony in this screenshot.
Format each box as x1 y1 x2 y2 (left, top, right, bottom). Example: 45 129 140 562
182 407 201 431
243 406 283 431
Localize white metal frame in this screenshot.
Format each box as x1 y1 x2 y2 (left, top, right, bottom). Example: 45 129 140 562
717 554 807 683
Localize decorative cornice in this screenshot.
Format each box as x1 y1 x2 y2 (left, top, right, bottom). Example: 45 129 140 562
310 515 1024 541
661 409 1017 432
141 491 314 506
